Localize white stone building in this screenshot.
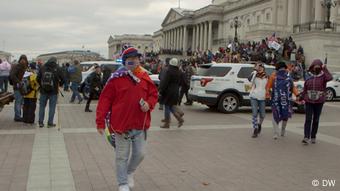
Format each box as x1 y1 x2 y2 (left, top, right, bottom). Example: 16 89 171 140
0 51 11 62
107 34 153 60
37 50 102 65
157 0 340 70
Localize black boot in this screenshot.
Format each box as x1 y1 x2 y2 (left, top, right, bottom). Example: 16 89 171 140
85 105 92 112
258 124 262 134
252 128 258 138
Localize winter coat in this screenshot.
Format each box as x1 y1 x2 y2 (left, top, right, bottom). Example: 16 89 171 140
86 71 102 92
37 58 64 95
159 65 181 106
68 64 82 83
0 61 11 77
302 60 333 104
9 63 28 90
24 73 39 99
96 68 158 134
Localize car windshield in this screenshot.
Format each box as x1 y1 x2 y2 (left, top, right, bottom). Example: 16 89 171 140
80 64 94 72
197 65 231 77
101 64 121 72
332 73 340 80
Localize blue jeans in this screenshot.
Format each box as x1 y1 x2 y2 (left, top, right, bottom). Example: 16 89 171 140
115 130 146 186
250 98 266 129
0 76 9 92
39 94 58 125
164 105 175 120
14 90 23 120
70 82 82 102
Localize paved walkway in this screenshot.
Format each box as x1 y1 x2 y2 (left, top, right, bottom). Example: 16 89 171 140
0 93 340 191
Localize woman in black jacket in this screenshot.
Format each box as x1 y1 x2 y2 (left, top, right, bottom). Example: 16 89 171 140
85 65 102 112
159 58 184 128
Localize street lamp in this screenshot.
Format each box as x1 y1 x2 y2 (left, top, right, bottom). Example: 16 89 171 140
230 17 241 43
321 0 337 29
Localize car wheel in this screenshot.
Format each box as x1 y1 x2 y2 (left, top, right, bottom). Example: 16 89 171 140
218 93 239 113
326 88 335 101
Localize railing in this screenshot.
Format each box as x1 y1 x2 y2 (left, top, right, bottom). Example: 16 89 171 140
293 21 340 33
248 23 292 33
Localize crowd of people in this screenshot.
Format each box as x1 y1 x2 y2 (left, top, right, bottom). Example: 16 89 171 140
1 39 333 191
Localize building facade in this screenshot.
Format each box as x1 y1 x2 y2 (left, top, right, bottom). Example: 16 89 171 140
107 34 153 60
157 0 340 69
0 51 11 62
37 50 102 65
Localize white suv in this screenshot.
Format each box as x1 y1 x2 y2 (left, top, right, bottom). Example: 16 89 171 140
326 72 340 101
189 63 304 113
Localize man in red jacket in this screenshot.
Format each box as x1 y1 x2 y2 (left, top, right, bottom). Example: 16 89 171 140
96 47 158 191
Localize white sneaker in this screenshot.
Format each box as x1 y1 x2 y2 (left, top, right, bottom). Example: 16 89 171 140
119 184 130 191
281 129 286 137
128 173 134 188
273 134 278 140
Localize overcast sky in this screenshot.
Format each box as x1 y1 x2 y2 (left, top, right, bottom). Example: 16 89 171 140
0 0 211 60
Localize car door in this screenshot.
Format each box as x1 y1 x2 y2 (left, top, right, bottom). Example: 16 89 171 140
334 75 340 97
234 66 253 95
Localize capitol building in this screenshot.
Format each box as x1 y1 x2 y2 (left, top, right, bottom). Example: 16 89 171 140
153 0 340 69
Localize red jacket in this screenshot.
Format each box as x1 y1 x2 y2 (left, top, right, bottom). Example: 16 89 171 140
96 70 158 134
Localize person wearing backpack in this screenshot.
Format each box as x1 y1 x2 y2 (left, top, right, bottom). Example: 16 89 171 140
266 61 299 140
300 59 333 145
22 63 39 124
37 57 64 128
85 65 102 112
68 60 83 104
9 55 28 122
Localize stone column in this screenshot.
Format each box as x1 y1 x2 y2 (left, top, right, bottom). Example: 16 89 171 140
183 25 188 55
218 21 223 39
208 21 213 51
171 29 174 50
192 25 196 50
300 0 309 23
196 25 199 49
200 23 204 51
287 0 295 26
175 28 178 50
203 22 208 51
179 26 183 50
314 0 323 22
331 3 339 22
272 0 278 25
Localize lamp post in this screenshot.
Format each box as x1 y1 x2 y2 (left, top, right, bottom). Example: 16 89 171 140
321 0 337 29
230 17 241 43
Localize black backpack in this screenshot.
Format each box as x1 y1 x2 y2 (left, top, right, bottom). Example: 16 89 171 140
41 68 56 92
19 75 34 95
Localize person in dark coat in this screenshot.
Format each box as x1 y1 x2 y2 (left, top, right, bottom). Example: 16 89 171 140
37 57 64 128
85 65 102 112
102 64 113 86
159 58 184 128
157 58 171 110
9 55 28 122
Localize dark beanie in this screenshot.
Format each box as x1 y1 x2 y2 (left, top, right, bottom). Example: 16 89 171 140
276 61 287 70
